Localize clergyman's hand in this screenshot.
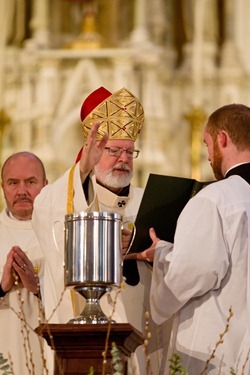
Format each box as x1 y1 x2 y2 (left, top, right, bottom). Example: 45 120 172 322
1 248 16 292
12 246 39 294
79 122 109 183
124 228 160 262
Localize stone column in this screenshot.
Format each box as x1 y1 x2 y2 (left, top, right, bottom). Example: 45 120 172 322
219 0 245 103
112 55 135 92
220 0 244 71
34 59 61 151
181 0 218 79
30 0 50 47
129 0 150 46
234 0 250 75
14 52 36 150
0 1 14 169
148 0 167 45
138 51 166 183
0 1 14 108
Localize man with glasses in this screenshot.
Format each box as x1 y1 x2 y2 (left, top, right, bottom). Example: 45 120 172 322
32 87 169 374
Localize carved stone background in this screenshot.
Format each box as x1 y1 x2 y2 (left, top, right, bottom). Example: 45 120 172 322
0 0 250 192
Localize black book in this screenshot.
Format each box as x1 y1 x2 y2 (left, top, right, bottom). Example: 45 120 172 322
128 173 213 253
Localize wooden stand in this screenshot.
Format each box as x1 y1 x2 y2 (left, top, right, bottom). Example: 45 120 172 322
36 323 144 375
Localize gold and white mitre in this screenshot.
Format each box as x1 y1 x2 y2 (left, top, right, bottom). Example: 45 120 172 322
81 87 144 141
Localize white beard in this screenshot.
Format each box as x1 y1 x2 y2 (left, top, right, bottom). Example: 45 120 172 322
94 163 132 189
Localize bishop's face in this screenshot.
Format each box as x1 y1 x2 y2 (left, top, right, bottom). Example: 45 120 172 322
94 139 134 193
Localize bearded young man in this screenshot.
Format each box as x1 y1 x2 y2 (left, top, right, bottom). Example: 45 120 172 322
133 103 250 374
32 87 170 374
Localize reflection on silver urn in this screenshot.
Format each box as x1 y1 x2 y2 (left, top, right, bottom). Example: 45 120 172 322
64 211 123 324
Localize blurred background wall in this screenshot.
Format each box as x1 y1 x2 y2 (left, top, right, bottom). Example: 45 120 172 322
0 0 249 196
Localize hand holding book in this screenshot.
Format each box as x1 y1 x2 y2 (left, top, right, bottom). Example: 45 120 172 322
127 173 213 254
123 173 213 285
124 228 159 262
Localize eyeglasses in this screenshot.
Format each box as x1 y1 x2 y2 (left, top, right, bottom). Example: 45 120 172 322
104 147 140 159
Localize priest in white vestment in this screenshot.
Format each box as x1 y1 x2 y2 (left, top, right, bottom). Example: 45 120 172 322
32 87 171 374
0 152 48 375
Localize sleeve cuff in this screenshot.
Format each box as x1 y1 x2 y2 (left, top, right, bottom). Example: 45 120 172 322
0 284 7 298
33 289 42 300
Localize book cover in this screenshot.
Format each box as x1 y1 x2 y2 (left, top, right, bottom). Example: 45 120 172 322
128 173 212 253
